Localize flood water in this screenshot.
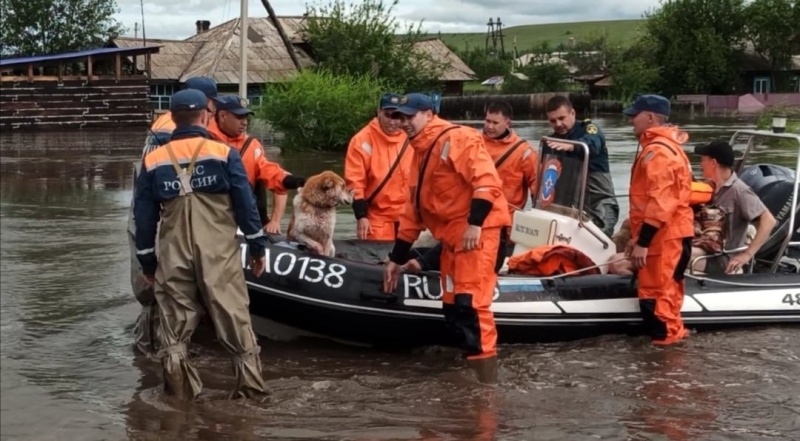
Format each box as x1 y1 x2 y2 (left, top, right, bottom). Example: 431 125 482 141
1 115 799 441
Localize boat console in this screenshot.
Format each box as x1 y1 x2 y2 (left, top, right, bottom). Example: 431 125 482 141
508 137 616 273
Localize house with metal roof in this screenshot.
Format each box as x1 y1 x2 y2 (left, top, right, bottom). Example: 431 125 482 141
0 45 161 130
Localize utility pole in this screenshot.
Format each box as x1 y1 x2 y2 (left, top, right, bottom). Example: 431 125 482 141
485 17 506 59
239 0 248 99
260 0 303 71
496 17 505 58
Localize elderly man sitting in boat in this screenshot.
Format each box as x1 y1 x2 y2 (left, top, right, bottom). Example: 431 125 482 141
607 140 777 276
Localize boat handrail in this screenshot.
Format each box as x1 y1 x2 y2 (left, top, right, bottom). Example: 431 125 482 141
726 129 800 273
685 272 800 288
534 136 609 247
689 245 753 275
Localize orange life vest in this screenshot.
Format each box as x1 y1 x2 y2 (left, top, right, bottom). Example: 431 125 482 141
690 180 714 206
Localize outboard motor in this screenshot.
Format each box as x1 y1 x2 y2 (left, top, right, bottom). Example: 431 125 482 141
739 164 799 260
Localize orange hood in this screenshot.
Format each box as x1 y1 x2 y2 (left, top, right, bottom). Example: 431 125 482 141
408 116 455 153
639 125 689 145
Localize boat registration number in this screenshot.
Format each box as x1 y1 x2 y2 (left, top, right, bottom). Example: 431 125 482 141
240 245 346 289
782 293 800 307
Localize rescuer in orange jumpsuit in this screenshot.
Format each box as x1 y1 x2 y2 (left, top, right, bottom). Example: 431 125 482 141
382 93 511 383
344 93 411 240
624 94 694 345
208 95 305 231
403 101 537 273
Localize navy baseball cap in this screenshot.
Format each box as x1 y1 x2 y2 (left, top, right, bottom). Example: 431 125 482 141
170 89 207 112
392 93 434 116
216 95 254 116
379 93 402 110
695 140 735 167
623 94 671 117
184 76 218 99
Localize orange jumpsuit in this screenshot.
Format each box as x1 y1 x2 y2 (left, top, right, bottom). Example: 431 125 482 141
344 118 411 240
629 125 694 345
481 129 538 217
152 112 222 140
208 126 290 193
390 116 511 360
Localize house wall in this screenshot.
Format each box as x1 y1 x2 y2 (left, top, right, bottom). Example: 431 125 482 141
442 81 464 96
741 70 800 94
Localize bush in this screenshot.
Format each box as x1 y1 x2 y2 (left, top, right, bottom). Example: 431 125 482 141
258 69 391 152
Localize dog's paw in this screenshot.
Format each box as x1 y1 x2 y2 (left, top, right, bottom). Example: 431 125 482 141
308 243 324 255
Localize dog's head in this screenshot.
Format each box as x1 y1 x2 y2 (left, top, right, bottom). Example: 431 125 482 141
300 171 354 208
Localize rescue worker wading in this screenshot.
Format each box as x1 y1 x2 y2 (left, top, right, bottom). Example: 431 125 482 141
403 101 537 273
208 95 306 231
130 76 222 357
544 95 619 238
624 94 694 346
382 93 511 384
135 89 269 399
345 93 411 240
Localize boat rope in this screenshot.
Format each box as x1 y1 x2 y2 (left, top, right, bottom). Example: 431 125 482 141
683 272 800 288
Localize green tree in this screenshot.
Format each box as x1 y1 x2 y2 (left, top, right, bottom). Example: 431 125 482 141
643 0 747 96
745 0 798 91
607 41 661 102
0 0 124 57
302 0 443 92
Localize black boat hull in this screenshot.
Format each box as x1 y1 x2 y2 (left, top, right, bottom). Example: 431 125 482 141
241 239 800 347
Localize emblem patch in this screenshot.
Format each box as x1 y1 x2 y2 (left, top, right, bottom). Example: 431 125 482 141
540 158 562 207
390 95 400 104
586 124 598 134
239 97 249 108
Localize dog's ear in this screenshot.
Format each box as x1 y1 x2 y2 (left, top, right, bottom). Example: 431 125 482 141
321 177 334 190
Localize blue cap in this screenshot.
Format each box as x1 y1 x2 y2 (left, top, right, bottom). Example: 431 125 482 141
623 94 670 117
393 93 434 116
379 93 402 110
215 95 254 116
170 89 207 112
184 76 218 99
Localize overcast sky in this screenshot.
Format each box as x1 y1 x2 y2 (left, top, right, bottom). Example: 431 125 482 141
115 0 660 40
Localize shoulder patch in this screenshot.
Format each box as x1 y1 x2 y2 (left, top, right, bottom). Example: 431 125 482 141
254 146 263 158
642 151 656 165
586 124 598 135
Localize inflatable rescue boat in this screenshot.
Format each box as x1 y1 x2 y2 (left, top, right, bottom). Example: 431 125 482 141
242 129 800 347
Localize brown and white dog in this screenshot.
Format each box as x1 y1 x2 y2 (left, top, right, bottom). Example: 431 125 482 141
287 171 354 257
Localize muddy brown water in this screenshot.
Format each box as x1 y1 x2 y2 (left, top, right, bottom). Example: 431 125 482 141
1 116 798 441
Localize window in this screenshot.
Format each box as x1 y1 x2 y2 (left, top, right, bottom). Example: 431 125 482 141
248 94 263 107
149 84 175 110
753 76 770 94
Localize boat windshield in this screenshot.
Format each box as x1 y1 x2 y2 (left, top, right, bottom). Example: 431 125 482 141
532 136 590 221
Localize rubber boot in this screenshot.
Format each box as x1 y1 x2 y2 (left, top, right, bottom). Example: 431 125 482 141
466 355 498 384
